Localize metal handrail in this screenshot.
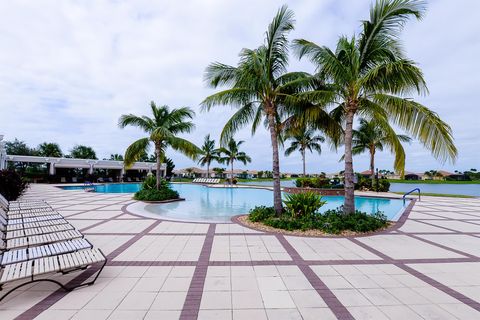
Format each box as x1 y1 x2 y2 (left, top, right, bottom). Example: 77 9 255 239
403 188 420 204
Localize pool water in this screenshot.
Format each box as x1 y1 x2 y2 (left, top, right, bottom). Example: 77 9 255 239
61 183 408 222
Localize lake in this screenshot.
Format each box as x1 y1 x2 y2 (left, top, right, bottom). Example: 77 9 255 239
389 182 480 197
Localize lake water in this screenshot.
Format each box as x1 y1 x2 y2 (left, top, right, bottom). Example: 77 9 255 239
389 183 480 197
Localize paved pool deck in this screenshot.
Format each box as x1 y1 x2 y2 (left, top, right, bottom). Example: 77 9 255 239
1 184 480 320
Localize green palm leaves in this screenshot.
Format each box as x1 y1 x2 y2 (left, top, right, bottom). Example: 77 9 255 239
119 101 200 189
284 126 325 176
293 0 456 213
198 134 220 178
217 138 251 184
202 6 309 214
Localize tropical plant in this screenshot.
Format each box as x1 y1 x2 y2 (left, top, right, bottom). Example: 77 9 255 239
343 118 411 187
109 154 124 161
293 0 457 213
284 125 325 176
218 138 251 184
197 134 220 178
118 101 200 189
283 191 326 218
37 142 62 157
201 6 323 215
70 145 97 159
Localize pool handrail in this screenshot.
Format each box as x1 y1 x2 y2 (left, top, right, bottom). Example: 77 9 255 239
403 188 420 204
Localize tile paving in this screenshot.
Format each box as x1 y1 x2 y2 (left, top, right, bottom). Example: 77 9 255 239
1 184 480 319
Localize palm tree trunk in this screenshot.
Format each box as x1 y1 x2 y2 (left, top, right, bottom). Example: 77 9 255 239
155 146 161 190
230 161 234 184
370 146 375 189
302 149 306 177
343 108 356 214
207 163 210 179
267 111 282 215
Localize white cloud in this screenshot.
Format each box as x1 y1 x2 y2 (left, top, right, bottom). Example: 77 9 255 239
0 0 478 173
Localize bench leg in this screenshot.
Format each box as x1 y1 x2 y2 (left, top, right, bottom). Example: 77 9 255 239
0 279 73 302
0 257 107 302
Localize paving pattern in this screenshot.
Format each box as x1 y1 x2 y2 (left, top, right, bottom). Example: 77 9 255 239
1 184 480 320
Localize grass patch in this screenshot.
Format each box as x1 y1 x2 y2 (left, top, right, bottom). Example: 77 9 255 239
393 192 475 198
388 179 480 184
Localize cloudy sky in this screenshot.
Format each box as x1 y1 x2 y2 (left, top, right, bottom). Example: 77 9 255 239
0 0 478 174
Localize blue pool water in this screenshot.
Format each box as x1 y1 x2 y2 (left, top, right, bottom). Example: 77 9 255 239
61 183 407 222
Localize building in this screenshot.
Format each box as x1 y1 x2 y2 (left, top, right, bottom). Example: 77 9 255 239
4 154 166 182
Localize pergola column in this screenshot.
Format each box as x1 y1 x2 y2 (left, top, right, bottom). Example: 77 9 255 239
49 162 55 175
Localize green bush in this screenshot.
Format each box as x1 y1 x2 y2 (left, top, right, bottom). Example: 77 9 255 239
283 192 326 218
134 188 179 201
134 177 179 201
142 175 157 190
355 176 390 192
248 206 276 222
0 169 28 201
247 205 388 234
295 177 330 188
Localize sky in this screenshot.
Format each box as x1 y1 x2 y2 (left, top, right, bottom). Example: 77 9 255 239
0 0 479 174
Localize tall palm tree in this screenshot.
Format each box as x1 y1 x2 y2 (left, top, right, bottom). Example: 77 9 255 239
118 101 200 189
198 134 220 178
293 0 457 213
284 126 325 176
201 6 321 214
218 138 251 184
346 118 411 187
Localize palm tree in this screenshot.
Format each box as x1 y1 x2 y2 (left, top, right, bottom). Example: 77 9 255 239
198 134 220 178
118 101 200 189
70 145 97 160
201 6 319 214
346 118 411 187
218 138 251 184
109 154 124 161
37 142 62 157
293 0 457 213
284 126 324 176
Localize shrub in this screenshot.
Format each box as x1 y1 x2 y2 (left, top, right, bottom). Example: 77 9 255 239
355 176 390 192
0 169 28 201
134 177 179 201
295 177 330 188
248 206 276 222
283 192 326 218
142 175 157 190
247 205 388 234
134 188 179 201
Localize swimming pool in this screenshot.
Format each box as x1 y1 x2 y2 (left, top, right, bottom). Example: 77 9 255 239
61 183 408 222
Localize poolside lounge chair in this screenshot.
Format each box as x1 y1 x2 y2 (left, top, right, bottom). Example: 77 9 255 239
127 177 132 182
60 177 67 183
0 247 106 302
0 198 107 302
71 177 78 183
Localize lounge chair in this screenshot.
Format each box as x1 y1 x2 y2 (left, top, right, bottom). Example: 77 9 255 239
127 177 132 182
1 238 92 265
60 177 67 183
0 199 107 301
71 177 78 183
0 247 106 302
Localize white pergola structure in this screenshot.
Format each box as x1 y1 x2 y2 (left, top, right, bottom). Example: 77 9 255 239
0 135 7 170
4 155 166 177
